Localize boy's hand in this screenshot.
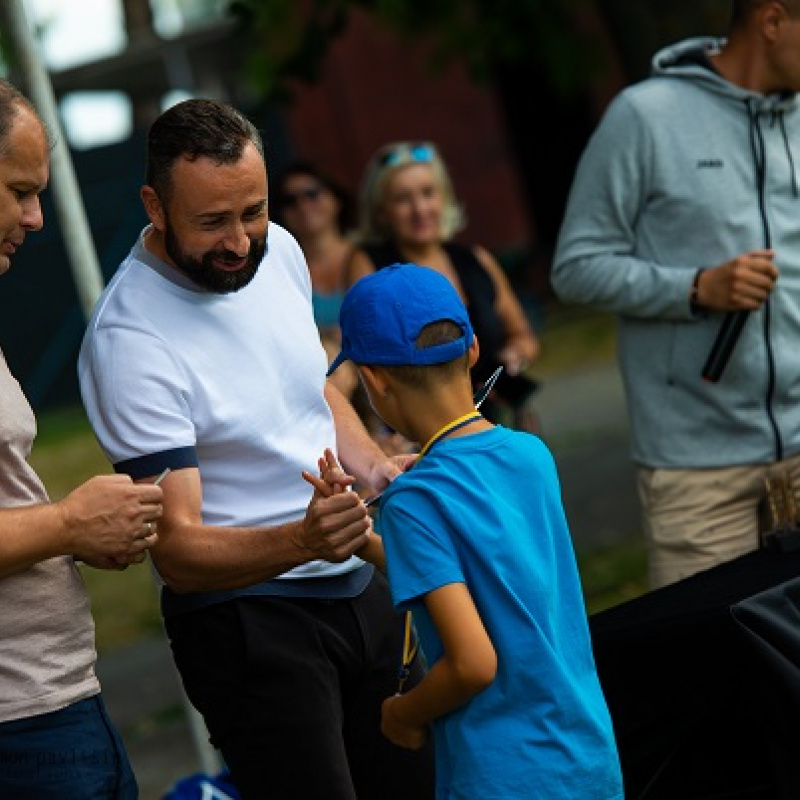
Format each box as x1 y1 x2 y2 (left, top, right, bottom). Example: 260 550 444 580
302 448 355 497
381 695 428 751
367 453 418 493
298 449 371 563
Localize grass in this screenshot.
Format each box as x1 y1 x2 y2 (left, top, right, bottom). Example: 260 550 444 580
535 302 618 377
579 539 649 615
25 303 645 653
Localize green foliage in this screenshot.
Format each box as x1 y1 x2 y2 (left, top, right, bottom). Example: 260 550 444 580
231 0 350 99
80 561 163 652
578 539 648 615
233 0 606 101
536 302 617 377
29 406 110 502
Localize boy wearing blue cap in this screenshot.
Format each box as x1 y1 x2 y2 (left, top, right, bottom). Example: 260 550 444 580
312 263 623 799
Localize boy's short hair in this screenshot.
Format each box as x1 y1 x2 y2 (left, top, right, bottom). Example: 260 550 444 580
386 320 469 387
327 263 474 376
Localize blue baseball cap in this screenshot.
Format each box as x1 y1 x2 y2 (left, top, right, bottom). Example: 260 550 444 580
326 263 474 376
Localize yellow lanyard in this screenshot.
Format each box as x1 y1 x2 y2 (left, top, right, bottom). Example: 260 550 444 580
396 410 483 693
418 411 484 458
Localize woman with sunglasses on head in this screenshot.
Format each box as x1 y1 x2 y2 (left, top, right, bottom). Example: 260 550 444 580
347 141 542 432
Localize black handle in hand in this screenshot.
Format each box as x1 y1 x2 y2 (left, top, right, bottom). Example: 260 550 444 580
702 311 749 383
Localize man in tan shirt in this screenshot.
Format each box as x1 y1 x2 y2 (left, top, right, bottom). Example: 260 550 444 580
0 79 163 799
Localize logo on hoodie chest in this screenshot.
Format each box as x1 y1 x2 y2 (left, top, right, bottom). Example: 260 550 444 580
697 159 724 169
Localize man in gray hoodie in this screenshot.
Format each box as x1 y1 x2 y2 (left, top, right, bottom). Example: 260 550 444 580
552 0 800 588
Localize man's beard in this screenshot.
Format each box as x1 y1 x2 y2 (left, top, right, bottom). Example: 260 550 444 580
164 224 267 294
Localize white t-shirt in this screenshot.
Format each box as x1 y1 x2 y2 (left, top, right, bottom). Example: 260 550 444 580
79 223 363 583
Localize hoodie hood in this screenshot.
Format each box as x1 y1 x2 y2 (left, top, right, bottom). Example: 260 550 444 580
652 36 798 114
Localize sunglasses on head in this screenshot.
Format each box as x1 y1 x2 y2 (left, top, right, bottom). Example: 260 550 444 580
280 184 324 208
378 142 435 168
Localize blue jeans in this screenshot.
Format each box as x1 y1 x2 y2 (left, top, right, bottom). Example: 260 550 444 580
0 694 137 799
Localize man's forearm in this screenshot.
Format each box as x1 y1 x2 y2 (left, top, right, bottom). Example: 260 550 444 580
152 518 312 593
325 382 387 488
0 503 70 579
154 481 371 594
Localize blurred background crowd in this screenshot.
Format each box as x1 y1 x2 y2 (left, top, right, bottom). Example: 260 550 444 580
0 0 728 417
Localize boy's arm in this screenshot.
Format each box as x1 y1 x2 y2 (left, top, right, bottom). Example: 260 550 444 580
357 531 386 573
382 581 497 749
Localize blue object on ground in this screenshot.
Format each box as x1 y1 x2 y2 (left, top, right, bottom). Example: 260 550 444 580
162 769 241 800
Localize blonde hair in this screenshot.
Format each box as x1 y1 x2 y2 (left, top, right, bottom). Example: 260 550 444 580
357 141 465 244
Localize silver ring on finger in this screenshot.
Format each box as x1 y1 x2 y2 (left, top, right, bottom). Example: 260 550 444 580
145 521 154 537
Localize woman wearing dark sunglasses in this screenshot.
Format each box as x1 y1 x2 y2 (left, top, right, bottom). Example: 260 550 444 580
272 161 360 400
347 141 542 432
273 161 354 338
273 161 410 453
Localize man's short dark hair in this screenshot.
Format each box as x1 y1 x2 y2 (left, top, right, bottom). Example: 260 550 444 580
384 320 469 387
146 98 264 203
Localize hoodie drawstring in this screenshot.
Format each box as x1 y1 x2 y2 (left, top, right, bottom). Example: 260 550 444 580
778 112 799 198
747 99 771 247
746 98 783 462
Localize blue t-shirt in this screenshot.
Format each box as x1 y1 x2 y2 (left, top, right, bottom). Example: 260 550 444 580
379 426 623 800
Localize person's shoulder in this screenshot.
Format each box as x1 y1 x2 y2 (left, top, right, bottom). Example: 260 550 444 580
617 71 707 117
88 247 187 340
586 78 696 152
494 428 558 477
266 221 310 280
267 221 300 252
90 257 145 323
345 246 378 287
381 464 439 509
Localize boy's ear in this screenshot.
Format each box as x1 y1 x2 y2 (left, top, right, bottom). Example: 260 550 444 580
468 335 480 368
359 365 390 396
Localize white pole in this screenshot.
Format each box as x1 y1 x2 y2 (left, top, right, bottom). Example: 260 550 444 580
5 1 224 779
5 0 105 320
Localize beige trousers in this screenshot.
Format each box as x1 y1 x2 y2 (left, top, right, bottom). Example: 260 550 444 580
637 451 800 589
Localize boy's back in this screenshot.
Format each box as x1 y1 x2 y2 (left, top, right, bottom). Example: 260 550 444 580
380 425 623 799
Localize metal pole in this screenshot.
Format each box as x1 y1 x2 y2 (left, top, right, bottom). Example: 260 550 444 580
5 0 105 320
5 1 224 779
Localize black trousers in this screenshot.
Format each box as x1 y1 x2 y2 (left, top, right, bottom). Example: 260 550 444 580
165 570 435 800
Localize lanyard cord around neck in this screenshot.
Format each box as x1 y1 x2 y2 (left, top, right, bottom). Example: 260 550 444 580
418 411 484 458
396 410 483 694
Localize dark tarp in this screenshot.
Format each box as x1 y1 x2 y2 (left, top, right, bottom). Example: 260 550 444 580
590 547 800 799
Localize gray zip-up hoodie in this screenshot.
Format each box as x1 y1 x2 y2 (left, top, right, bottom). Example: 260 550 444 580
552 37 800 469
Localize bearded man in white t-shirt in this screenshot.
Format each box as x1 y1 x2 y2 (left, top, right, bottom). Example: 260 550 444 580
79 98 435 800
